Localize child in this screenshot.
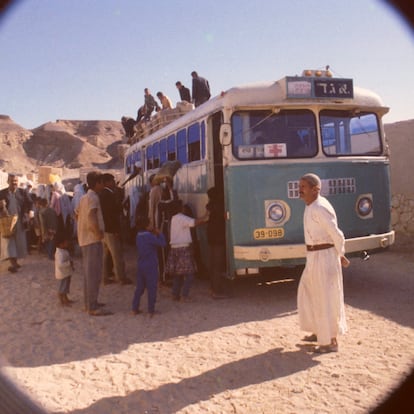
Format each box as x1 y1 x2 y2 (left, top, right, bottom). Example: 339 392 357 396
132 216 166 317
55 234 74 306
39 197 58 260
165 201 208 302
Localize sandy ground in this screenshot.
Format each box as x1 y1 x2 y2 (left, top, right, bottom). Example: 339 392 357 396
0 233 413 414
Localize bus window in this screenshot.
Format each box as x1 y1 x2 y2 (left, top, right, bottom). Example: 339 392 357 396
167 134 176 161
188 123 201 162
125 154 132 173
320 111 382 156
153 141 160 168
177 129 188 164
160 139 167 165
231 109 317 159
146 145 153 170
132 150 141 170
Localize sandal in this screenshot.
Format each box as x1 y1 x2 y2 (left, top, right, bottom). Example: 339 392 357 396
303 334 317 342
314 344 338 353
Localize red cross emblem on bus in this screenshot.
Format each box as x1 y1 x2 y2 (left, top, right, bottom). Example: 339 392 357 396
265 143 286 158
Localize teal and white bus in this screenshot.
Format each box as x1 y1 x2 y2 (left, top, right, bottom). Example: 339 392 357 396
123 68 395 278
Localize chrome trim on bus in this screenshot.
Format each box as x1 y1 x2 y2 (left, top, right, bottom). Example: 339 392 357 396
233 231 395 261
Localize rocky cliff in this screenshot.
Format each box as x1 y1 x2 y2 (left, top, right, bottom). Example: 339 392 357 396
0 115 126 178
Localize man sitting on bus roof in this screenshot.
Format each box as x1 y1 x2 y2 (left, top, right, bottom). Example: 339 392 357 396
156 91 173 110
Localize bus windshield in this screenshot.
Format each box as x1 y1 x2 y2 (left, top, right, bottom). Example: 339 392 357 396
320 111 382 156
232 109 317 160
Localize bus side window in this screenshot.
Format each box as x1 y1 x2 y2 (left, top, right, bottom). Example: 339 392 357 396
146 145 153 170
160 138 167 165
126 154 132 173
188 123 201 162
167 134 176 161
153 141 160 168
177 129 188 164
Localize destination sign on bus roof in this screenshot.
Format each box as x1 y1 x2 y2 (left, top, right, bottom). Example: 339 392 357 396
286 76 354 99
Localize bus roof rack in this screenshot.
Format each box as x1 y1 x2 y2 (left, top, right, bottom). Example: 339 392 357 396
130 102 194 144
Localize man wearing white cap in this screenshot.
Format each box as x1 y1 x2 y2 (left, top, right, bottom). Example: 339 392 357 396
298 173 349 353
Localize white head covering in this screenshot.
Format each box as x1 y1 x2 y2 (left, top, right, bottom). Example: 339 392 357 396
53 181 65 194
71 183 86 211
301 173 321 189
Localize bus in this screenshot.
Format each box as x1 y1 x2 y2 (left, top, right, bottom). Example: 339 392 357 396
123 68 395 278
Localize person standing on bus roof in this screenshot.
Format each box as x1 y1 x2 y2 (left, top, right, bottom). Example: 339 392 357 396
191 71 211 107
140 88 160 121
175 81 191 103
297 173 349 353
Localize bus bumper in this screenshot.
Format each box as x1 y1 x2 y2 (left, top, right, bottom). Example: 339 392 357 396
233 230 395 262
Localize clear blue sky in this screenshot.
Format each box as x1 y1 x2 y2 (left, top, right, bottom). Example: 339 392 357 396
0 0 413 129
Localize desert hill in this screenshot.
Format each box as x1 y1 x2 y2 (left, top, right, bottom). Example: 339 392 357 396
0 115 127 181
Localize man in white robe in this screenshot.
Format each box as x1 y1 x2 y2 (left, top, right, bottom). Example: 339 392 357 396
297 173 349 353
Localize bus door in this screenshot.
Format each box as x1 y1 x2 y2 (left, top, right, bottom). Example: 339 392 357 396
207 111 227 276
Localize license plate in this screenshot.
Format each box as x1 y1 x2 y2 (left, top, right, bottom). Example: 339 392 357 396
253 228 284 240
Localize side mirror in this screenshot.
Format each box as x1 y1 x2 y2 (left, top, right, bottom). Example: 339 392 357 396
219 123 232 146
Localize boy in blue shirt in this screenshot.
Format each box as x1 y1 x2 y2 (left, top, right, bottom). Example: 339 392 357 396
132 216 166 317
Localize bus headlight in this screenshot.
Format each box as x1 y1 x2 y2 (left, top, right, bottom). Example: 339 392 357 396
265 200 291 227
268 202 285 223
356 194 373 218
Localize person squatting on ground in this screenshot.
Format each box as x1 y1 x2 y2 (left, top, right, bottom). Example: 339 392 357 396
0 173 34 273
76 171 113 316
55 233 75 306
132 216 166 317
297 173 349 353
165 200 209 302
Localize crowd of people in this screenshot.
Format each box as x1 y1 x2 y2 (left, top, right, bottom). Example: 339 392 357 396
0 169 351 353
0 166 230 318
121 71 211 140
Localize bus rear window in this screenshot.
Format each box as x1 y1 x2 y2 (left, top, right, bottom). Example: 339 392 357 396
320 111 382 156
231 110 317 160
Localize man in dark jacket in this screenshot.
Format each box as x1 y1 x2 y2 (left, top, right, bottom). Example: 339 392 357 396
99 173 131 285
175 81 191 103
191 71 211 107
0 173 33 272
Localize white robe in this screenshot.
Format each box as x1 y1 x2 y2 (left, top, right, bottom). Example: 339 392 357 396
297 195 347 345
